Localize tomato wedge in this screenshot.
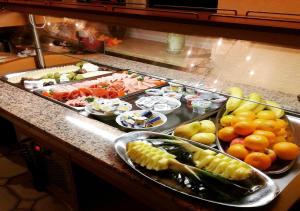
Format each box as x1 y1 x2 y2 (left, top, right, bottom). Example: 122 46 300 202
68 90 81 100
78 88 92 96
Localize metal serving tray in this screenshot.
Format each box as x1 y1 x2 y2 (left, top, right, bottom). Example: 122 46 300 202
215 105 297 175
114 131 280 208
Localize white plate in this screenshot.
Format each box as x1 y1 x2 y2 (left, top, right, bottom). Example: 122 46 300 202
85 99 132 118
116 110 167 131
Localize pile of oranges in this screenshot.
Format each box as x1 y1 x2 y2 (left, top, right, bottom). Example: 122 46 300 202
218 110 300 170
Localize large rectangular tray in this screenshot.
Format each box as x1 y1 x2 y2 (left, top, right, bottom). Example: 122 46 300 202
81 90 222 133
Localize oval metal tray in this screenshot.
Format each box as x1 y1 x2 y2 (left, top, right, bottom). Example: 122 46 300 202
114 131 279 208
215 105 296 175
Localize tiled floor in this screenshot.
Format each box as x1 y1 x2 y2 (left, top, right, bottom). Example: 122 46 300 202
0 145 71 211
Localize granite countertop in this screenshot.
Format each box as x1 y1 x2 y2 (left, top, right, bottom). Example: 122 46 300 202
0 54 299 210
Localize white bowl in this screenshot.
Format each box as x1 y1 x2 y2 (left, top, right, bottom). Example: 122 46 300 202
135 96 181 115
116 110 167 131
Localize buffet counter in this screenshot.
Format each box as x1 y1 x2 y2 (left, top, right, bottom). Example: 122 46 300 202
0 54 299 211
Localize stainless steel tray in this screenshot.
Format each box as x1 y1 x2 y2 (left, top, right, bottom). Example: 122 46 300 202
215 105 297 175
114 131 280 208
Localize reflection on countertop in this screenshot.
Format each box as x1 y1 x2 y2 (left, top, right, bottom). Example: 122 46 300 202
107 36 300 97
81 54 300 114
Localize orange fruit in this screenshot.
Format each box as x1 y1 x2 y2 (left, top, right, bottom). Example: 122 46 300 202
253 130 276 145
265 149 277 162
244 152 272 170
231 116 251 126
254 119 276 132
256 110 276 120
235 111 256 120
274 136 287 144
227 144 249 160
273 142 300 160
244 134 269 151
218 127 237 142
275 119 287 129
220 115 235 127
230 138 245 146
233 121 256 136
275 128 288 137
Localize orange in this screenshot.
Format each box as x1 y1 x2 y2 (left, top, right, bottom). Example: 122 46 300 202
218 127 237 142
230 138 245 146
244 152 272 170
254 119 276 132
256 110 276 120
244 134 269 151
274 136 287 145
253 130 276 145
233 121 256 136
275 128 288 137
220 115 235 127
227 144 249 160
265 149 277 162
275 119 287 129
273 142 300 160
231 116 251 126
235 111 256 120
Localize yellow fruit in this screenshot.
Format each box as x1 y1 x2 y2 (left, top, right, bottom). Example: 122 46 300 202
273 142 300 160
233 121 256 136
199 120 216 133
253 130 276 146
265 100 285 118
174 121 201 139
253 101 266 114
254 119 276 132
224 87 243 115
233 93 261 114
275 119 287 129
235 111 256 120
244 134 269 151
191 133 216 145
220 115 235 127
256 110 276 120
231 116 252 126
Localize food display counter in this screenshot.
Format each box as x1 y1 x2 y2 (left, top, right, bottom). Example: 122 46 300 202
0 5 299 211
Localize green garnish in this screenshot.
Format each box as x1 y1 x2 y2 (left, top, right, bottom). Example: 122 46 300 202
85 97 95 103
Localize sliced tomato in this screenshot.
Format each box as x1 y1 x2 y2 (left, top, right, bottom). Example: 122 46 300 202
153 80 167 86
52 91 69 101
90 88 107 98
108 90 118 98
78 88 92 96
68 90 81 100
117 90 125 97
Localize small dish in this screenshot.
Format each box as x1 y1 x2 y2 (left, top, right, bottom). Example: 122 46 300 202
85 98 132 119
116 110 167 130
135 96 181 115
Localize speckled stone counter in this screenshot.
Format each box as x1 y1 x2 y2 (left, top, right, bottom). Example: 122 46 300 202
0 81 215 211
0 54 300 211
